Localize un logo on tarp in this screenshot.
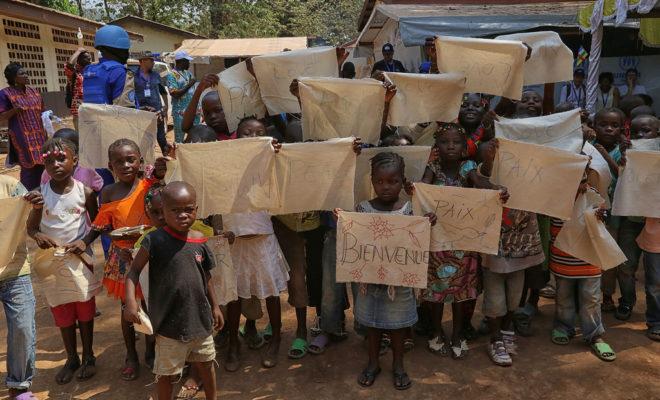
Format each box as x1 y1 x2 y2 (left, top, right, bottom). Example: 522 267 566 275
619 56 640 70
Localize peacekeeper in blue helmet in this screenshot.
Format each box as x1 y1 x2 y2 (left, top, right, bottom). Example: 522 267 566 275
82 25 135 107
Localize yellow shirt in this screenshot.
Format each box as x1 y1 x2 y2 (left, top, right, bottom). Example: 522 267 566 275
0 175 30 282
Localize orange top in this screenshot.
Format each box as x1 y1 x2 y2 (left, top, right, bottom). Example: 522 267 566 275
637 218 660 253
92 178 154 248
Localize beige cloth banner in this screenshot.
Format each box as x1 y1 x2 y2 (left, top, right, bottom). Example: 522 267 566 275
0 198 30 277
252 46 338 114
631 138 660 151
385 72 466 126
208 235 238 306
495 109 583 153
32 248 102 308
495 31 573 86
354 146 431 203
612 150 660 218
177 137 279 216
275 138 356 214
217 61 267 133
435 36 527 100
412 183 502 254
299 77 384 145
491 138 590 220
555 190 627 270
336 211 430 288
78 104 157 169
582 141 613 208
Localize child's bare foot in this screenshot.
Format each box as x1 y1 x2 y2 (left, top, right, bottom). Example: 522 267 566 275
262 336 280 368
224 342 241 372
55 356 80 385
77 355 97 381
392 368 412 390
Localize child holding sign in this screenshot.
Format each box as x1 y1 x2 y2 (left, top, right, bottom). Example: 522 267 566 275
75 139 166 380
339 152 435 390
418 122 506 359
550 169 616 362
224 117 289 371
25 137 99 384
591 108 627 313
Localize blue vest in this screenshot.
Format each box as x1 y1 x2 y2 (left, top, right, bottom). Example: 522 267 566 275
82 60 126 104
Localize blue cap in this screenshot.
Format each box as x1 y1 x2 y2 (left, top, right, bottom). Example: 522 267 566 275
382 43 394 52
94 25 130 50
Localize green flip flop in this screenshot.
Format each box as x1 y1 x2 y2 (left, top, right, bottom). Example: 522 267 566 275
287 338 308 359
591 341 616 362
262 324 273 343
551 329 570 345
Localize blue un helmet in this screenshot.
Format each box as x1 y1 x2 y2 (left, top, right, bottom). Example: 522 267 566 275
94 25 130 50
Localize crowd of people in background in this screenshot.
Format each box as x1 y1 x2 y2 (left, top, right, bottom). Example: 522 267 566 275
0 25 657 400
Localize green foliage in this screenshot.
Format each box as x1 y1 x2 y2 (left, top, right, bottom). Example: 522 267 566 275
38 0 364 44
29 0 79 14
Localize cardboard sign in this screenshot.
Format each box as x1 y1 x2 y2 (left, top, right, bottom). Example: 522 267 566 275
631 138 660 151
299 77 384 145
176 137 279 215
612 150 660 218
490 138 589 220
78 104 157 169
336 211 430 288
31 248 102 308
495 109 583 153
435 36 527 100
412 183 502 254
274 138 356 214
354 146 431 203
217 61 267 132
208 235 238 306
252 47 338 114
495 31 574 85
555 190 627 270
0 198 30 276
385 72 466 126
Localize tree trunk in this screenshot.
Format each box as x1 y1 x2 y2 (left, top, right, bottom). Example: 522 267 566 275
75 0 83 16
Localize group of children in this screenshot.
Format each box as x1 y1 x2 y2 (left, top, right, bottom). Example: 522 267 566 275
17 67 659 398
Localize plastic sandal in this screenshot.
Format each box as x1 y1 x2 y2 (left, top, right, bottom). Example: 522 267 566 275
357 367 381 387
393 371 412 390
287 338 308 359
591 341 616 362
647 329 660 342
551 329 570 345
77 355 97 381
427 336 448 355
308 333 330 355
14 392 38 400
451 339 468 360
262 324 273 343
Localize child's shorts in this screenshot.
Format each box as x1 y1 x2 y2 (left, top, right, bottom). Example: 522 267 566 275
482 268 525 318
50 297 96 328
153 334 216 376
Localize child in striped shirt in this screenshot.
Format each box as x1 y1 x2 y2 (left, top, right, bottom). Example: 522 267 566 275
549 170 616 362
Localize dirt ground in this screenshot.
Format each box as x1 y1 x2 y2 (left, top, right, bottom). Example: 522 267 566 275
0 120 658 400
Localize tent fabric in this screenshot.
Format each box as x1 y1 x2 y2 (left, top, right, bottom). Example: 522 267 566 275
357 3 586 47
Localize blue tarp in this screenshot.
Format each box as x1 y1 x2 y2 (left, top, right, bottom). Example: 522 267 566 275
398 15 578 46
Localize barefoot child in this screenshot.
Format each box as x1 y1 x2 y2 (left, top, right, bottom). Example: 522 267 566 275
419 123 506 359
76 139 165 380
346 152 435 390
224 117 289 370
550 168 616 361
124 182 223 400
25 137 99 384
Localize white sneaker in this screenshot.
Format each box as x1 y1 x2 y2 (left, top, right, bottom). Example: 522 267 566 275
501 330 518 355
489 341 513 367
